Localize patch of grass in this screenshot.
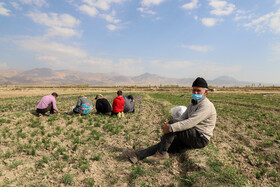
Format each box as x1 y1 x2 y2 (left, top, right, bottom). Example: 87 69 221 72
236 146 244 153
9 160 23 169
90 154 100 161
62 173 74 185
85 178 95 187
179 173 197 186
205 158 247 186
5 151 12 158
36 156 49 169
78 156 90 173
129 165 145 184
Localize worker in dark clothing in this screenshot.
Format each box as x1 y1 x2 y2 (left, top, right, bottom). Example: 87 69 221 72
95 94 112 114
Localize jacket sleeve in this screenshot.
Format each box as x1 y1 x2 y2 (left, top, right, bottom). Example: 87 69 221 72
171 103 211 132
52 97 58 112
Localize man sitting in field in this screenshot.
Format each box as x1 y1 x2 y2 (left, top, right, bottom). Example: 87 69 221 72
124 77 217 163
36 92 59 117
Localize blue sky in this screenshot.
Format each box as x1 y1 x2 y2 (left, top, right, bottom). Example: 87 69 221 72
0 0 280 84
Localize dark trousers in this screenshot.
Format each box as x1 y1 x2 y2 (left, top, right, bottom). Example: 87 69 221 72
111 111 121 116
135 121 209 160
73 108 80 114
36 103 54 114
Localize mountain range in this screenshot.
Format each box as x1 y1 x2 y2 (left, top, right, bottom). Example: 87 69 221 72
0 68 261 87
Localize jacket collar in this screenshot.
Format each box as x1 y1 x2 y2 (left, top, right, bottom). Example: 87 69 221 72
191 96 206 105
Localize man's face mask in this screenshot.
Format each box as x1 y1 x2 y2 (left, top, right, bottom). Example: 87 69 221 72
192 93 203 101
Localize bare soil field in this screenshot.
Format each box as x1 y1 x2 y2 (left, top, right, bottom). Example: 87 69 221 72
0 86 279 186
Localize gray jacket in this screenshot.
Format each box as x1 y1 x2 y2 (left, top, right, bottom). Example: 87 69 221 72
171 97 216 140
123 95 135 113
76 97 91 107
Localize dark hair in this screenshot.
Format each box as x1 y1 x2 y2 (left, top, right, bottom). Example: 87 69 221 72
51 92 58 97
117 90 122 96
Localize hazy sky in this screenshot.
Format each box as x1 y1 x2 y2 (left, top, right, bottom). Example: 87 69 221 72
0 0 280 84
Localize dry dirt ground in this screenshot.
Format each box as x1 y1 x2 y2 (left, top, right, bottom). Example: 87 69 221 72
0 86 279 186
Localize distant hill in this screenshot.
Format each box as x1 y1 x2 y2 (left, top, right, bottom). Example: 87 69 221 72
208 76 251 87
0 68 270 86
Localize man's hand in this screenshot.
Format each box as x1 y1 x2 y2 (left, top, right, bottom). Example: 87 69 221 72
162 122 170 134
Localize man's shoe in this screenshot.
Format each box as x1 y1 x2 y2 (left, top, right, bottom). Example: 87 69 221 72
49 114 54 117
121 112 125 118
123 149 138 164
146 151 169 162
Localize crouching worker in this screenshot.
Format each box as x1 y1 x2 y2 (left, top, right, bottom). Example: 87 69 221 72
124 77 216 163
73 95 92 115
123 95 135 113
95 94 112 114
112 90 125 118
36 92 59 116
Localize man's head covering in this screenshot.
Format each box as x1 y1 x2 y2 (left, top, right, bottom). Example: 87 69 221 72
192 77 208 88
127 95 134 100
78 94 84 98
95 94 103 100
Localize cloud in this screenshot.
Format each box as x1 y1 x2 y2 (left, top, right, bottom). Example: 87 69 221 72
115 58 145 75
137 7 156 15
84 57 144 75
141 0 166 7
209 0 235 16
46 27 81 38
16 38 87 59
14 37 89 67
197 63 242 76
19 0 47 7
107 24 117 31
100 10 120 23
147 59 243 78
181 0 199 10
201 18 223 27
151 60 193 70
27 12 80 37
234 10 253 21
0 2 11 16
14 37 142 75
82 0 124 11
78 4 99 16
76 1 124 31
27 12 80 28
138 0 165 18
80 0 124 12
0 62 9 69
10 2 22 10
106 24 123 31
181 45 214 52
244 9 280 34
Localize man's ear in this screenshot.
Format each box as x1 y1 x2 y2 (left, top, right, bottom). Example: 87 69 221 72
204 89 208 96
